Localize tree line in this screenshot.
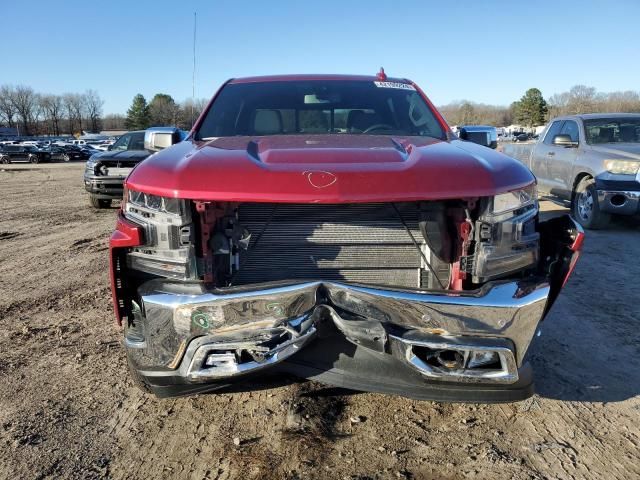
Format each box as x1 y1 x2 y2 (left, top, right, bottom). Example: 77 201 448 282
0 85 104 136
3 83 640 136
439 85 640 128
0 86 208 136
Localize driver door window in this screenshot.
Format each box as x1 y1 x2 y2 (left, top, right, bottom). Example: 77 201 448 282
559 120 579 143
112 134 131 151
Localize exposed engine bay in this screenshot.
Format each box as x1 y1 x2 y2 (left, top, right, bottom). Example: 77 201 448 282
122 190 541 292
193 197 539 291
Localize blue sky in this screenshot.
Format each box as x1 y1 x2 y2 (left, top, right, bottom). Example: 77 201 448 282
2 0 639 114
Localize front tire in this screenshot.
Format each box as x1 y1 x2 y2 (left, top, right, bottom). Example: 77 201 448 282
29 155 40 164
61 153 70 162
0 156 9 164
89 195 111 209
572 177 610 229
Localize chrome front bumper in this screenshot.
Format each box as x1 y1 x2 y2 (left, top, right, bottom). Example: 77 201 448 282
126 278 550 396
597 190 640 215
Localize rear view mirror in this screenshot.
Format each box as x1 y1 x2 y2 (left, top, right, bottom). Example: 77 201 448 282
144 127 184 152
552 134 577 147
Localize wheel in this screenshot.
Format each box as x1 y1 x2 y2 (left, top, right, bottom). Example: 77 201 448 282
572 177 610 229
61 153 70 162
0 156 9 164
29 155 40 164
89 195 112 209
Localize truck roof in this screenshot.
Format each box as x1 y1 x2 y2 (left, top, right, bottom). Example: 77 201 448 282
228 74 410 84
554 113 640 121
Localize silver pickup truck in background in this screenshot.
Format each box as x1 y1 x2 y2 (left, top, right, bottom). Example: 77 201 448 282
503 113 640 229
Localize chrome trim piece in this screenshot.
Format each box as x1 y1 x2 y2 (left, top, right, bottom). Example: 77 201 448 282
186 324 317 381
390 335 518 384
597 190 640 214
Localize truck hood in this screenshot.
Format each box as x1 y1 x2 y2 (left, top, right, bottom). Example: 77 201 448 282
126 135 535 202
91 149 151 163
590 143 640 160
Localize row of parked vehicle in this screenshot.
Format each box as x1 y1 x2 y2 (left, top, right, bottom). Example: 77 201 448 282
0 137 116 164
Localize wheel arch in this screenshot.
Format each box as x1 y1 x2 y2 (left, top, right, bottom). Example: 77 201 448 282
571 172 593 201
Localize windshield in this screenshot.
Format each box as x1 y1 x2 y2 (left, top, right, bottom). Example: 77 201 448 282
196 80 446 140
584 117 640 144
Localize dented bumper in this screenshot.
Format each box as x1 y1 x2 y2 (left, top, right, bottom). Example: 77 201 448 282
121 215 583 402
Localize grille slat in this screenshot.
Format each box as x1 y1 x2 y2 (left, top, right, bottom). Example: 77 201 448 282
232 203 429 288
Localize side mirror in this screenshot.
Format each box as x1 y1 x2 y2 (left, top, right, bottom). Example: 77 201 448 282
144 127 183 152
459 127 492 148
552 134 577 147
107 145 113 151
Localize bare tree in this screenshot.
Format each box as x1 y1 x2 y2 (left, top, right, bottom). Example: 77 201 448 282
438 100 513 126
0 85 18 129
102 113 126 130
567 85 597 114
40 94 65 135
10 85 38 135
179 97 209 129
84 89 104 132
63 93 86 135
62 94 76 134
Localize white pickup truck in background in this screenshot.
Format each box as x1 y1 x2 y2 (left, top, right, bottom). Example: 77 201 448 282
503 113 640 229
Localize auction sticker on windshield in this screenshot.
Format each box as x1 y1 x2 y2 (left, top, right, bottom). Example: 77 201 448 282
373 81 416 90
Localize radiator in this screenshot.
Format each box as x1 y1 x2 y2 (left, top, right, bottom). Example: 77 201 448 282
231 203 445 289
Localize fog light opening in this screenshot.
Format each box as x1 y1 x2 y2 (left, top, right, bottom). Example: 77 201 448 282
204 352 237 369
436 350 465 369
610 194 626 207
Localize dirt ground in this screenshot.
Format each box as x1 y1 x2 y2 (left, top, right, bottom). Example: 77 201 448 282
0 163 639 480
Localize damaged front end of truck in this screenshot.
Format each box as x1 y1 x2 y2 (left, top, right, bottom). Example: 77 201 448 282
110 190 583 402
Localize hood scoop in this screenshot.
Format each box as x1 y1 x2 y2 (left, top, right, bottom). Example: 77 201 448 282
246 136 413 165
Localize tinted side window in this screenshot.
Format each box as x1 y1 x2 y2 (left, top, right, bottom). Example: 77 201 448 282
559 120 579 143
112 134 131 151
128 132 145 150
543 121 564 145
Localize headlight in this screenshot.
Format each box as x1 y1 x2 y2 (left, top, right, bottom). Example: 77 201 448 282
603 159 640 175
126 189 187 217
123 189 195 279
490 184 537 216
471 184 540 282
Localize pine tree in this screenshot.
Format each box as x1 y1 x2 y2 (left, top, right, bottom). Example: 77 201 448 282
125 94 150 130
513 88 548 127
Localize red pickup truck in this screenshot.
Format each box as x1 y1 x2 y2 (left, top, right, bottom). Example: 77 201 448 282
110 72 583 402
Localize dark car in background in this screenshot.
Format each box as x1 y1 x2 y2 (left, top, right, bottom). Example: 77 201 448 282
83 130 150 208
0 145 52 163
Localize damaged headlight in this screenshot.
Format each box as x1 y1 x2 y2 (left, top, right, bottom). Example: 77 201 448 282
490 184 537 216
123 188 195 279
471 184 540 283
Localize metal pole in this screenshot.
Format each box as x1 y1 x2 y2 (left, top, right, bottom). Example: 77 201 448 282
192 11 196 128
